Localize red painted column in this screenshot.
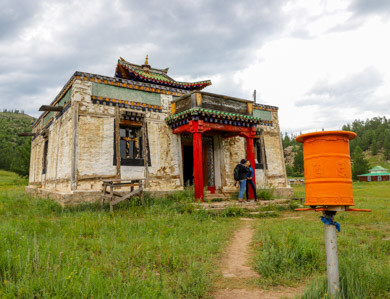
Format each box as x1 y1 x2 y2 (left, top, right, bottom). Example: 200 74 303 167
192 121 204 201
246 136 256 200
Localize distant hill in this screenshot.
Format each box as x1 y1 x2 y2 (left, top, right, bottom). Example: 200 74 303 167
362 149 390 171
342 116 390 171
0 112 36 176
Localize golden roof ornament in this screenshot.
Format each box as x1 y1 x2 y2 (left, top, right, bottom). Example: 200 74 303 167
145 54 149 65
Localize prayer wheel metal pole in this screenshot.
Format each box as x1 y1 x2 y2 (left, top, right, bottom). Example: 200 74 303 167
323 212 340 297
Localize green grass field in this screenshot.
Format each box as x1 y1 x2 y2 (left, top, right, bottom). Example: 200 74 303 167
253 182 390 298
0 170 240 298
1 170 389 298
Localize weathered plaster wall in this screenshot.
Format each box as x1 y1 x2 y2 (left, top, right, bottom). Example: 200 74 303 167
261 111 288 187
77 115 116 187
121 94 182 191
218 110 289 192
29 136 44 185
45 109 73 191
74 83 182 192
28 107 73 192
222 136 246 190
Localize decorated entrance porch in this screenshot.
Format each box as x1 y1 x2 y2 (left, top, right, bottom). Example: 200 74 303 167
166 91 269 201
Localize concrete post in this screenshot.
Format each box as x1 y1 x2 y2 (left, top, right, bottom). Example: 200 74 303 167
324 216 340 296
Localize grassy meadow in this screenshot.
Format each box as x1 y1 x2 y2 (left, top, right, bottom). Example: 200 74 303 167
0 170 240 298
1 169 389 298
252 182 390 298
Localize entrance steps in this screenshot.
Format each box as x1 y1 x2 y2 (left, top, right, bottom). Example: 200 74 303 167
205 190 230 201
194 198 291 212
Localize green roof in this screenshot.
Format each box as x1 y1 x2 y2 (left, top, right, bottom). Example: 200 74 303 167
358 173 390 176
116 59 211 90
369 165 388 172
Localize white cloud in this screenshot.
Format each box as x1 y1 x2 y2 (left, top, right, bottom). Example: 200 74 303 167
233 9 390 133
1 0 390 135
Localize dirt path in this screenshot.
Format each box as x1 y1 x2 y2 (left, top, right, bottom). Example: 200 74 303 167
212 218 304 299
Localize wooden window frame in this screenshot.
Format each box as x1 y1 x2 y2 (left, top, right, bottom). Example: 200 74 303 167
113 121 151 167
254 137 267 170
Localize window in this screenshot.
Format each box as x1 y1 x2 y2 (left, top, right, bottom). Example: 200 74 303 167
254 138 267 170
113 121 151 166
378 176 382 181
120 126 143 159
367 176 371 182
42 139 49 174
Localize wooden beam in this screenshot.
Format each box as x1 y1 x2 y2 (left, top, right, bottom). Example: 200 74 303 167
39 105 63 112
18 132 36 137
195 92 202 106
142 122 149 188
40 129 49 137
172 123 191 134
71 102 79 191
115 106 121 179
120 120 142 127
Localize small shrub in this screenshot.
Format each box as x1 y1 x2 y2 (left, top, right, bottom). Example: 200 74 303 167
220 206 246 217
256 188 274 201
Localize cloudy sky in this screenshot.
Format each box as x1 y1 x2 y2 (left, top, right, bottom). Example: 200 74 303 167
1 0 390 133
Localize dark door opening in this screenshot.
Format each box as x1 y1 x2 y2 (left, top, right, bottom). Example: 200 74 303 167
183 145 194 186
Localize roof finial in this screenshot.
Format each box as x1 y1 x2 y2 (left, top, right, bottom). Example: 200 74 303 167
145 54 149 65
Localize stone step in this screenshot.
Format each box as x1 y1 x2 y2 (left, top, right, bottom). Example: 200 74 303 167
194 198 291 210
205 194 227 198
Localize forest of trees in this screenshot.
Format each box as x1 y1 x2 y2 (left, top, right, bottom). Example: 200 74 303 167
281 132 304 177
0 112 35 177
282 116 390 179
342 116 390 159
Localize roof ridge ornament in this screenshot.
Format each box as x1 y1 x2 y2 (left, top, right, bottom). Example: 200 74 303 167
142 54 150 72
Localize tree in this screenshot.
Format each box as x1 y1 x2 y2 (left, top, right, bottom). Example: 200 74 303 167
10 139 31 177
371 135 378 155
352 146 370 180
293 148 304 175
282 133 291 149
285 164 295 177
384 139 390 160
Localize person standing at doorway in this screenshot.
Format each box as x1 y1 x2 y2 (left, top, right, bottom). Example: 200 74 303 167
234 159 249 203
245 160 257 202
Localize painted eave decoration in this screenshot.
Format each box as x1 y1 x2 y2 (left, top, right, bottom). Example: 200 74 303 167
115 58 212 90
165 107 272 128
32 70 193 129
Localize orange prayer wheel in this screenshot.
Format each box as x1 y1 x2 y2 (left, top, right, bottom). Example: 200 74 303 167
296 131 357 207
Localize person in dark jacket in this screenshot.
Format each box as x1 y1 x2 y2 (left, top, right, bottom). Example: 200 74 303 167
245 160 257 202
237 159 249 202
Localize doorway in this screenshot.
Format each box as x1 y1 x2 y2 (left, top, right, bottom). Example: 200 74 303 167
182 145 194 186
181 136 215 188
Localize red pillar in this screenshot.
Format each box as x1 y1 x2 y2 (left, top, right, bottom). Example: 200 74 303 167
246 136 256 200
191 121 204 201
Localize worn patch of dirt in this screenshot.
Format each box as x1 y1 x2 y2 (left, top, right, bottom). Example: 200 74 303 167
212 218 305 299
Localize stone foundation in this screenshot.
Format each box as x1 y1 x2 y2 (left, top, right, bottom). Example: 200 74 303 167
26 184 293 206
